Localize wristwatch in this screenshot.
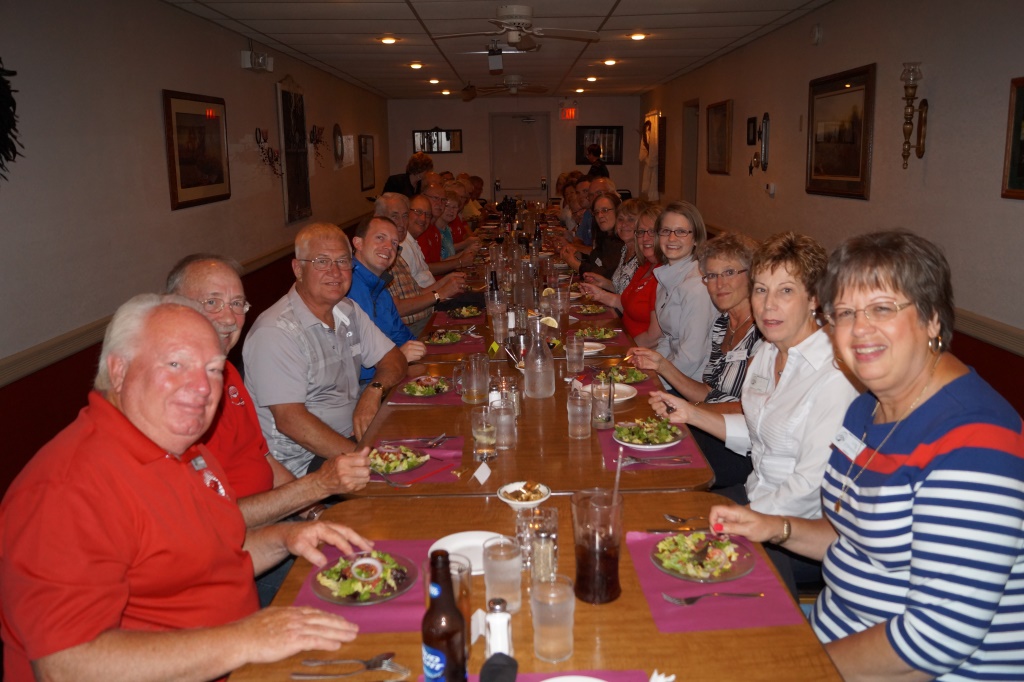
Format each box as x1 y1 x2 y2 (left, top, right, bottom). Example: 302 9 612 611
369 381 384 393
432 290 441 303
772 517 792 545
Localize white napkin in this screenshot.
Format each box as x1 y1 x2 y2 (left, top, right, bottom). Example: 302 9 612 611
650 670 677 682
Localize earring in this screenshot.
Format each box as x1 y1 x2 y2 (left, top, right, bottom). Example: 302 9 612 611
927 336 944 354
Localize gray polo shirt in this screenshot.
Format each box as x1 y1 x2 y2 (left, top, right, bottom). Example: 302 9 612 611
242 286 395 476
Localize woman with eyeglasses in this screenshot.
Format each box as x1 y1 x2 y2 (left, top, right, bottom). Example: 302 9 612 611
650 232 858 596
643 201 718 382
581 198 645 295
581 203 663 343
708 231 1024 681
631 232 764 487
560 191 623 279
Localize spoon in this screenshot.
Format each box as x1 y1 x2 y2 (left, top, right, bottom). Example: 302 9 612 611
663 513 707 525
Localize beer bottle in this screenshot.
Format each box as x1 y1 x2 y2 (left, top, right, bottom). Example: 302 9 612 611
422 550 467 682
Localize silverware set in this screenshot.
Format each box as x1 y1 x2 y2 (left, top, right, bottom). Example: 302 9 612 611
294 652 410 679
377 434 448 448
620 454 691 467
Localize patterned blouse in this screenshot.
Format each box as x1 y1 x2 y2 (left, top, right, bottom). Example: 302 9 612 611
612 246 639 294
703 312 763 403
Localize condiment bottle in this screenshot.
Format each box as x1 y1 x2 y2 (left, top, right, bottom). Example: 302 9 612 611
485 598 513 658
524 317 555 398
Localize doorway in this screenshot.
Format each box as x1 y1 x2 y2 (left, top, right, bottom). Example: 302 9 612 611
489 112 550 203
683 100 699 205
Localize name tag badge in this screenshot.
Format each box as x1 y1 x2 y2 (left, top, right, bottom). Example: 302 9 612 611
725 349 748 363
832 426 866 459
748 373 770 393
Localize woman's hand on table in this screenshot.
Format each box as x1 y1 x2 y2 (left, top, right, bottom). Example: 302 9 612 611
284 520 375 568
581 282 613 307
234 606 359 663
649 390 697 423
632 347 668 375
314 447 370 495
583 272 613 292
436 272 466 300
400 340 426 363
707 504 781 543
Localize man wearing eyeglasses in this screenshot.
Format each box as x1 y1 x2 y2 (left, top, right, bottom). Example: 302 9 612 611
243 223 407 478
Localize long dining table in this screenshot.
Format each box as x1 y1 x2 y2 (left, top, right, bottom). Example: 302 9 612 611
228 227 840 680
227 492 841 681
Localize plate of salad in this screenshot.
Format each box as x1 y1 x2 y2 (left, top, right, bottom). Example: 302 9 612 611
401 375 451 397
651 531 754 583
369 445 430 474
575 327 618 341
425 329 463 345
596 366 649 384
447 305 482 319
572 304 607 315
613 417 683 450
313 550 417 605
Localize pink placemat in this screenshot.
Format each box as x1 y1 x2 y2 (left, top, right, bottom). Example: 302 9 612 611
598 429 707 471
293 539 434 633
389 375 463 406
432 310 486 326
570 305 619 321
369 439 465 485
424 331 487 355
426 670 648 682
626 531 804 633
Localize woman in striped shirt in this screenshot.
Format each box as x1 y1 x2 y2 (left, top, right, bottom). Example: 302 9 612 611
710 231 1024 681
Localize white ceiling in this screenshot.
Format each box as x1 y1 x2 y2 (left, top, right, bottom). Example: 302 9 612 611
164 0 832 100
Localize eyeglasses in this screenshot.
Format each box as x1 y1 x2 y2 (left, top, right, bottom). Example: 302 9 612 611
824 301 913 327
594 207 616 215
636 228 658 236
298 257 354 271
701 268 748 284
197 297 251 315
659 228 694 238
388 212 409 222
410 208 430 217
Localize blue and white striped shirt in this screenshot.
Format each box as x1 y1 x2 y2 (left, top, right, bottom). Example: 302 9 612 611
815 369 1024 680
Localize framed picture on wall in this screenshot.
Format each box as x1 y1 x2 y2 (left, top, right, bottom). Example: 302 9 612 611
1001 76 1024 200
575 126 623 165
162 90 231 210
276 79 313 223
806 63 876 199
359 134 375 191
413 127 463 153
706 100 732 174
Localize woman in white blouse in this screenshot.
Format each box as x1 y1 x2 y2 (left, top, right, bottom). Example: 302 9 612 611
650 232 858 595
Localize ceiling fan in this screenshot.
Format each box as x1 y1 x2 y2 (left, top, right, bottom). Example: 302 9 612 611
461 75 547 102
434 4 600 50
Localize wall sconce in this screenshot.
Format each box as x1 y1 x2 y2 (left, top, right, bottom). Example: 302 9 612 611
255 128 282 177
900 62 928 169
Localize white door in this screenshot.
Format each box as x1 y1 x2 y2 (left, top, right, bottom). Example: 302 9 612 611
489 113 550 203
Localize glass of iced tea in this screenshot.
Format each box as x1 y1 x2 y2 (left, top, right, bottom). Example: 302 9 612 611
570 488 623 604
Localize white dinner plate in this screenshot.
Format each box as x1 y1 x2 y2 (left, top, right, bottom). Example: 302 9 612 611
429 531 502 575
581 382 637 403
542 677 608 682
553 262 569 270
569 291 583 300
583 342 606 355
612 434 682 451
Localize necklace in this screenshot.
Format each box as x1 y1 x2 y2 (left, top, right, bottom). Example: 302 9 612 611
724 313 752 351
834 356 940 513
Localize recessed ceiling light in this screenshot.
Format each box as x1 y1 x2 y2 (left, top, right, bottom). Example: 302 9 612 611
630 33 646 41
587 77 597 82
410 62 422 69
380 37 396 45
604 59 616 66
429 79 440 84
441 90 451 95
575 88 584 93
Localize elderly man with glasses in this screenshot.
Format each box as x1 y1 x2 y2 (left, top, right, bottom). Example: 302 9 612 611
243 223 406 478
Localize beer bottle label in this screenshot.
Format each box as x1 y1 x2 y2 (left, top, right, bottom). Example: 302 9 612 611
429 582 441 598
422 644 446 682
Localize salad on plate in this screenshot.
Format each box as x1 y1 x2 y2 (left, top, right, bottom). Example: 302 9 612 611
402 375 451 397
653 531 751 582
447 305 482 319
596 366 648 384
315 550 413 603
369 445 430 474
425 329 462 345
572 304 607 315
613 417 682 445
575 327 617 340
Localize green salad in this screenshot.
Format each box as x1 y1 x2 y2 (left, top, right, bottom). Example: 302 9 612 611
655 532 740 580
447 305 481 318
575 327 617 340
614 417 682 445
369 445 430 474
425 329 462 345
317 550 410 602
573 304 607 315
596 366 649 384
402 375 451 397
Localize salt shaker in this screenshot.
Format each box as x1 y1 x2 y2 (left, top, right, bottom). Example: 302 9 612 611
485 598 513 658
530 529 557 582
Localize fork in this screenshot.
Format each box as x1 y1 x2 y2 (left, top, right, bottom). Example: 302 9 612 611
661 591 765 606
620 455 691 467
378 434 448 448
371 471 412 488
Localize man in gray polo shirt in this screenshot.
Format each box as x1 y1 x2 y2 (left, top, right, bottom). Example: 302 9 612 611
243 223 407 477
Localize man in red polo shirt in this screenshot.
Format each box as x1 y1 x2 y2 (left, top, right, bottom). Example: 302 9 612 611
0 295 370 681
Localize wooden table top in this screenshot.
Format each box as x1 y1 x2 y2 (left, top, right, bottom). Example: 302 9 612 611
356 358 714 497
228 492 840 682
